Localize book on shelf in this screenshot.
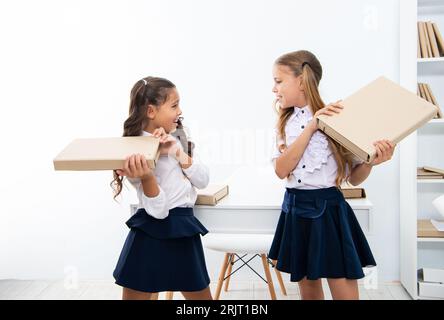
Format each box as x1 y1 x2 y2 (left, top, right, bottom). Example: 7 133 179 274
417 83 443 118
339 182 366 199
195 184 229 206
417 167 444 179
424 166 444 175
417 21 444 58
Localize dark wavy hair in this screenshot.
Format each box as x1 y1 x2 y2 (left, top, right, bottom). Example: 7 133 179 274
110 76 176 199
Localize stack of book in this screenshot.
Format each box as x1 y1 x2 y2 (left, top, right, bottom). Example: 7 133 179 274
418 83 443 118
417 21 444 58
417 166 444 179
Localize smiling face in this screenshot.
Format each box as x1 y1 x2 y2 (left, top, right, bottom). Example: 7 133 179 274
146 87 182 134
272 64 307 109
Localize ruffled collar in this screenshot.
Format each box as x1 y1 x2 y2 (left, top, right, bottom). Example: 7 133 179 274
288 105 312 122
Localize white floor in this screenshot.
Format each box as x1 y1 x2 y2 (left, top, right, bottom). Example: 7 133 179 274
0 279 412 300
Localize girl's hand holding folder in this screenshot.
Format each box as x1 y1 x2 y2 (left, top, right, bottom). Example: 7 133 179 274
369 140 396 166
116 154 154 180
307 100 344 134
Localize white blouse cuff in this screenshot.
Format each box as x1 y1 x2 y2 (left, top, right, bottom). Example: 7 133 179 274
140 187 169 219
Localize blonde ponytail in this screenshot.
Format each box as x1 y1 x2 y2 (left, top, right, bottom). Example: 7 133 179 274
274 50 355 187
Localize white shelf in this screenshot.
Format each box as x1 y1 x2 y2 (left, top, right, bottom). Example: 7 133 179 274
428 118 444 124
417 179 444 184
400 0 444 301
418 58 444 74
418 57 444 63
417 237 444 242
418 0 444 9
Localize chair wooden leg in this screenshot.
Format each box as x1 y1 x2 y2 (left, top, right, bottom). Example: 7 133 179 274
165 291 174 300
150 292 159 300
261 254 276 300
224 253 235 292
271 259 287 296
214 253 230 300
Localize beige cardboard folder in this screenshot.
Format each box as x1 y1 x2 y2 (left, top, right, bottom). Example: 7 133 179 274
195 185 229 206
340 186 366 199
316 76 438 164
54 136 160 171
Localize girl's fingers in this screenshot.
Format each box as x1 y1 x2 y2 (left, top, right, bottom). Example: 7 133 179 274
153 128 165 138
128 154 136 175
330 103 344 109
385 140 395 150
374 142 382 159
381 140 391 153
135 154 142 172
141 155 149 171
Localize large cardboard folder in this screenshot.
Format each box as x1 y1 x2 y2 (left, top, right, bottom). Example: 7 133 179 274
317 76 438 163
54 136 160 171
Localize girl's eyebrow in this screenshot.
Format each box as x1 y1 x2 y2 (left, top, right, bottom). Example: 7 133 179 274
171 99 180 105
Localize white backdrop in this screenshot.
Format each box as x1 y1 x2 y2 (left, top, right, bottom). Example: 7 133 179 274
0 0 401 282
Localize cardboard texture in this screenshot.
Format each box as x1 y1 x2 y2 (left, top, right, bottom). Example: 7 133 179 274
433 22 444 56
196 184 229 206
339 182 366 199
424 21 433 57
419 21 429 58
316 76 438 164
417 219 444 238
418 83 443 118
427 21 441 57
424 166 444 175
53 136 160 171
417 167 444 179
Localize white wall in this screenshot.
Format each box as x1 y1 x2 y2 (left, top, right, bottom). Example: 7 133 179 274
0 0 401 283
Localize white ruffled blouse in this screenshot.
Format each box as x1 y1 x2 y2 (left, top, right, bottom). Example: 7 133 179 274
271 105 363 189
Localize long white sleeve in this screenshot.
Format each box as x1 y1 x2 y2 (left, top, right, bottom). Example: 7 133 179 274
127 177 169 219
182 160 210 189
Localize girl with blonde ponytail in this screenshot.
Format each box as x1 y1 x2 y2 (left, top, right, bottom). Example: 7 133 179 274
268 50 395 300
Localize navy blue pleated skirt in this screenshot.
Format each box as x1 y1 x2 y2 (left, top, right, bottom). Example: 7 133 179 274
113 207 210 293
268 187 376 282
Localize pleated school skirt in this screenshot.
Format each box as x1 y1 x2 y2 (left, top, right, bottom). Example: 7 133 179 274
113 207 210 293
268 186 376 282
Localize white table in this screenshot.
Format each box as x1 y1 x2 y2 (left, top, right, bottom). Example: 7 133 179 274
194 193 374 235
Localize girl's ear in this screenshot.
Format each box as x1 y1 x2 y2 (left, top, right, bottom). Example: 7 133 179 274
298 75 305 92
146 104 157 120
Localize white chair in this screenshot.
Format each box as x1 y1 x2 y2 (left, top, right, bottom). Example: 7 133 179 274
203 233 287 300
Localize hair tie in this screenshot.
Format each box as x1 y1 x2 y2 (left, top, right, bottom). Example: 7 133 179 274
141 79 147 85
302 62 310 69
